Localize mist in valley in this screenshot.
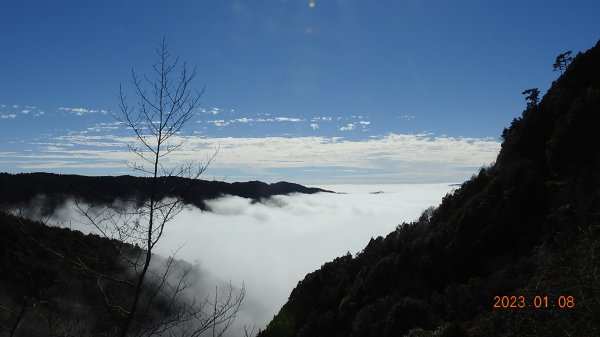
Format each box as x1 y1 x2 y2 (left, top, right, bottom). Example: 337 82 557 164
30 183 454 334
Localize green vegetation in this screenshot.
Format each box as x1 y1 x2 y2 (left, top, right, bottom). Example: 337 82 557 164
0 39 328 337
0 211 142 335
521 88 540 108
2 39 600 336
0 175 330 337
0 172 329 214
259 40 600 337
553 50 573 74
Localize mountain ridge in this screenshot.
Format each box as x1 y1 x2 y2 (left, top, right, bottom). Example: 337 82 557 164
1 40 599 336
258 40 600 337
0 172 332 214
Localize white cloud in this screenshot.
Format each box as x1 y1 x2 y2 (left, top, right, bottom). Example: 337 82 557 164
8 133 500 183
45 146 67 152
234 118 252 123
0 104 44 117
359 121 371 125
205 116 303 127
58 107 108 116
310 123 319 130
340 123 355 131
207 119 230 127
86 121 121 133
42 184 453 332
310 116 333 122
274 117 303 122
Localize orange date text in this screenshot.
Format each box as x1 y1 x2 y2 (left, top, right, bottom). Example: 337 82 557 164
493 295 574 309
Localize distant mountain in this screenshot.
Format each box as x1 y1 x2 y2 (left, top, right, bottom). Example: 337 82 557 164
0 173 332 214
258 41 600 336
0 174 331 336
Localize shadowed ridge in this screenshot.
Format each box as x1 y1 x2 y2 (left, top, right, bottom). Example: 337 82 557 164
0 173 333 213
259 40 600 337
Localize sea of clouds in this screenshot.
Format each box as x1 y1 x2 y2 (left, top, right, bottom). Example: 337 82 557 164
36 183 454 334
155 184 454 331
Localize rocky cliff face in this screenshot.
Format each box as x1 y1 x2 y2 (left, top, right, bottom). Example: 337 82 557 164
259 41 600 337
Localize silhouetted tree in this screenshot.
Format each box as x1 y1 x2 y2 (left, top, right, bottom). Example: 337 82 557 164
74 38 244 337
553 50 573 74
522 88 540 108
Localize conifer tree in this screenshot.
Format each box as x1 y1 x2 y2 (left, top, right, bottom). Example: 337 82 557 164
553 51 573 74
522 88 540 108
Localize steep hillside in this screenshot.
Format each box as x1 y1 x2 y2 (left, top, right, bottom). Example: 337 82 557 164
0 210 140 335
259 41 600 337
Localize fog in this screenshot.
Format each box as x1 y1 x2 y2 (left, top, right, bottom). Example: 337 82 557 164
154 184 454 330
29 183 454 333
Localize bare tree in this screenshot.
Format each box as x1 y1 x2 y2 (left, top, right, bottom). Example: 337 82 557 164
1 39 245 337
71 38 244 337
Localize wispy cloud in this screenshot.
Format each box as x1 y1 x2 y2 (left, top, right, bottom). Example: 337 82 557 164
58 107 108 116
274 117 303 122
311 116 333 122
340 123 355 131
1 103 46 118
6 133 500 183
199 107 229 115
205 116 304 127
20 105 36 114
84 121 122 133
207 119 229 127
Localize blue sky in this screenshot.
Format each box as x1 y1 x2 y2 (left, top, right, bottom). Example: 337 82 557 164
1 0 598 184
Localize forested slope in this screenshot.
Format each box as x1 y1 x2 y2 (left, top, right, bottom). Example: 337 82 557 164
259 41 600 337
0 173 330 213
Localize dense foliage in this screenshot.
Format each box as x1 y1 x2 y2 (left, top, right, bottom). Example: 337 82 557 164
0 175 328 336
0 211 138 335
0 173 330 213
2 40 600 336
259 40 600 337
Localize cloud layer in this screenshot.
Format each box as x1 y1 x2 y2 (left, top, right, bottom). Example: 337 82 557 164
58 107 108 115
4 133 500 183
41 184 454 333
168 185 452 330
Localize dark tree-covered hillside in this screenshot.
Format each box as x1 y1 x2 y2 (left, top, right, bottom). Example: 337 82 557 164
0 210 243 336
0 173 331 214
259 40 600 337
0 211 140 335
